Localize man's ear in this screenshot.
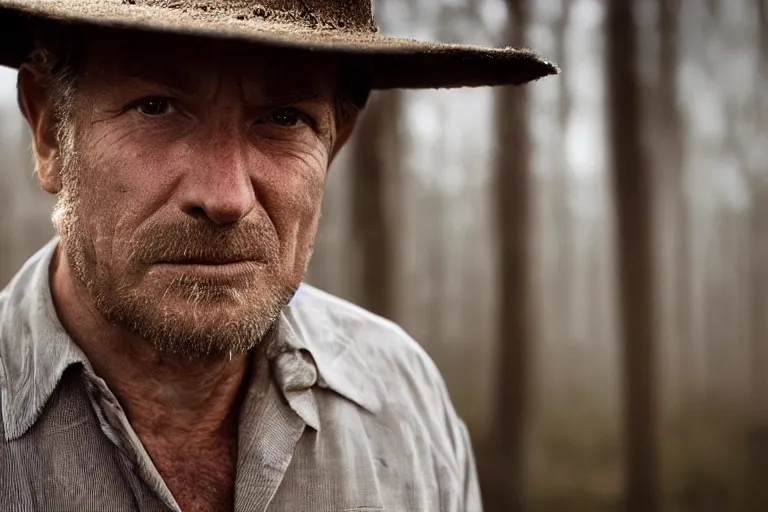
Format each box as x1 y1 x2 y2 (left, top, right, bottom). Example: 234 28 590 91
329 110 360 165
17 65 64 194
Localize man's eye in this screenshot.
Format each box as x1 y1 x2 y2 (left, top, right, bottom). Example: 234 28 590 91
268 108 305 127
135 98 173 117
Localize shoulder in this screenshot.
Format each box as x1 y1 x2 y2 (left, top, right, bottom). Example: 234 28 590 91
288 284 453 419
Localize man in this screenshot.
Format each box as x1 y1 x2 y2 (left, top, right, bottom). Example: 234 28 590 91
0 1 557 511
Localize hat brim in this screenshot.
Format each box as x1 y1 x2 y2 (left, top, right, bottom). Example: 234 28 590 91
0 1 559 89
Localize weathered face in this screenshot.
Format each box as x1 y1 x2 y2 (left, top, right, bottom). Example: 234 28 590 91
34 30 349 357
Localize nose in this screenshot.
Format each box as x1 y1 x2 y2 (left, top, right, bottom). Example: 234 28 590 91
180 136 257 226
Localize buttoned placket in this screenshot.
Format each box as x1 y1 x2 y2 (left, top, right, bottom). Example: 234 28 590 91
234 344 320 512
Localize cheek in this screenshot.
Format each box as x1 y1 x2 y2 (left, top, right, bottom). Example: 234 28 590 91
77 133 178 262
258 152 326 253
89 128 181 198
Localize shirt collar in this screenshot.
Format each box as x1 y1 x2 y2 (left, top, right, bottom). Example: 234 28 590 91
0 238 89 440
282 289 382 414
0 238 379 441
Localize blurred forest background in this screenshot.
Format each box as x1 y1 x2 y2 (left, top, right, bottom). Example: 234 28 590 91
1 0 767 511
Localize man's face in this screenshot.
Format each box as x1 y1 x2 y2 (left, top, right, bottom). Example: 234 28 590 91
46 31 345 357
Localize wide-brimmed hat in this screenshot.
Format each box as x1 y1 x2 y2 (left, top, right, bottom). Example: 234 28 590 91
0 0 558 89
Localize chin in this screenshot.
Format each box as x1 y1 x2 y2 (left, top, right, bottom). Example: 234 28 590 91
126 299 282 357
97 274 294 358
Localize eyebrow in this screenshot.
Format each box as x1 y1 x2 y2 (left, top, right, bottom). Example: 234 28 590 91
118 67 197 94
257 74 333 102
259 92 329 107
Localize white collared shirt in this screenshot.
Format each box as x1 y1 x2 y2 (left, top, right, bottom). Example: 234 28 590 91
0 239 482 511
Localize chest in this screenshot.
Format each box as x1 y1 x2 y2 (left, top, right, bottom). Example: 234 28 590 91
149 444 237 512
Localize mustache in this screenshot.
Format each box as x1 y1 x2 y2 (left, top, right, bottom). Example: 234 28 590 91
129 218 279 265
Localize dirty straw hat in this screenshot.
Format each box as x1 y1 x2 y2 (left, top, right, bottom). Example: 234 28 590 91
0 0 558 89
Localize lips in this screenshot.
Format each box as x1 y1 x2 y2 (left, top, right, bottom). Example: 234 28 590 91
151 259 261 282
159 258 251 265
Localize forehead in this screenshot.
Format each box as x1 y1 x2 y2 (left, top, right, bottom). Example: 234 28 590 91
78 27 342 95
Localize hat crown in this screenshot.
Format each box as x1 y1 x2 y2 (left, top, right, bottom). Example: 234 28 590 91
126 0 376 32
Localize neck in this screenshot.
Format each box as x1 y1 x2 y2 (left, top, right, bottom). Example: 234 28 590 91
49 246 250 445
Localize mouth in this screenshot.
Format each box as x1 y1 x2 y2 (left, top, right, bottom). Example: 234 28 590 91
159 258 251 265
152 259 260 279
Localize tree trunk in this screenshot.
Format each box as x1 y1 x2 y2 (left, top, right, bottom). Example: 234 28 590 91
350 91 401 320
487 2 531 511
657 0 693 464
748 185 768 512
606 1 661 511
748 1 768 508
